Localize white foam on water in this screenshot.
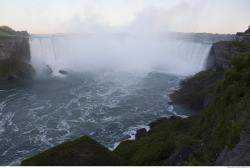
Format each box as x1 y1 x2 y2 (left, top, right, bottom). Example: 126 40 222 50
109 141 121 151
109 124 150 151
56 120 72 139
101 116 114 122
168 105 188 118
166 103 188 118
29 106 45 111
0 112 17 134
167 105 174 112
109 103 188 151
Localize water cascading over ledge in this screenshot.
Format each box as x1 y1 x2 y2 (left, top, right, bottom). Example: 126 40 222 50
29 34 213 77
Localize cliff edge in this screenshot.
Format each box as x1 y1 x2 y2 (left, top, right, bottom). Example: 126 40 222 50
0 26 34 80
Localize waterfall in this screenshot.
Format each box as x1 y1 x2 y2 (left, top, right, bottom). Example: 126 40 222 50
29 34 212 77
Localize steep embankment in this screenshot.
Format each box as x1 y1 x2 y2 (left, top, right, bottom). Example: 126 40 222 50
0 26 34 79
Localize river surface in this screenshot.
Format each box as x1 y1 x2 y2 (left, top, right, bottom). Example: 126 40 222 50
0 71 192 165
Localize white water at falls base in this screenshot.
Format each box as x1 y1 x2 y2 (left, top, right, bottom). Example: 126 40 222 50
29 34 212 77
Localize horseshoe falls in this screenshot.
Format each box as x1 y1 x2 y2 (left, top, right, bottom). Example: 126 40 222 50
29 34 212 77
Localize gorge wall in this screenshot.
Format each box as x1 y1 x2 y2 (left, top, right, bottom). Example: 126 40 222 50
0 26 34 80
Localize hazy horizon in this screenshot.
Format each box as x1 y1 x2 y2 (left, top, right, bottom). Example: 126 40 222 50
1 0 250 34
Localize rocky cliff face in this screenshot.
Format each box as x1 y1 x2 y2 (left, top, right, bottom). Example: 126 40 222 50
0 27 34 80
206 41 250 71
207 26 250 71
215 121 250 166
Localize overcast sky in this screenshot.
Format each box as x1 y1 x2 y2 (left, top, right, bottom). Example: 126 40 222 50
0 0 249 34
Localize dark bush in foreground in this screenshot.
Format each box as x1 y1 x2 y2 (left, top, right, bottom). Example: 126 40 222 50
21 136 127 166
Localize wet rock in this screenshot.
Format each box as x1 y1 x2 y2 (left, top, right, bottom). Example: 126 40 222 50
45 65 53 75
59 70 68 75
135 128 147 139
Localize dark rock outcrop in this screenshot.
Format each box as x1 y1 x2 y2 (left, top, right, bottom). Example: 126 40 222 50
59 70 68 75
21 136 127 166
0 26 34 80
215 121 250 166
135 128 147 139
207 27 250 71
206 41 250 71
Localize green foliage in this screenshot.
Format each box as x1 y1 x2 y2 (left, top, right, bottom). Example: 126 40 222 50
202 53 250 151
115 117 201 165
170 70 223 111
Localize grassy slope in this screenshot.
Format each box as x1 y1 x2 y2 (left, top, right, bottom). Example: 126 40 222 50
21 136 127 166
115 41 250 165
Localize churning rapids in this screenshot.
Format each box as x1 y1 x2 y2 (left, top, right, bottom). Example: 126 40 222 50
0 34 212 165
